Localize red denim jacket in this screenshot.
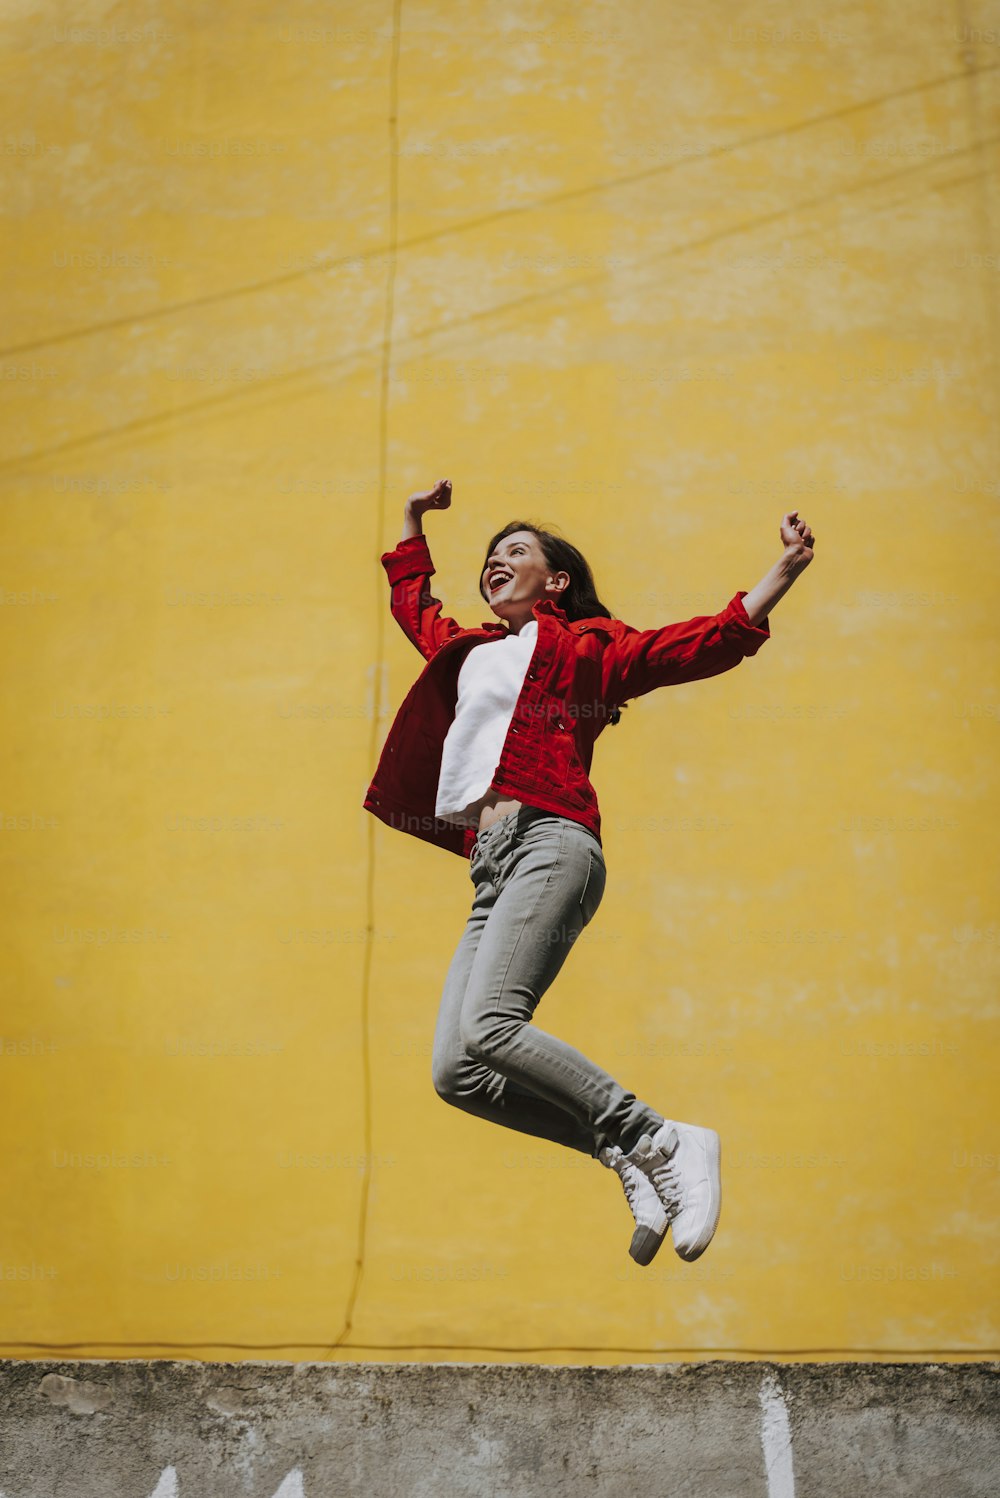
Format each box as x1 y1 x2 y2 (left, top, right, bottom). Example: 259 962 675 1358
363 532 771 861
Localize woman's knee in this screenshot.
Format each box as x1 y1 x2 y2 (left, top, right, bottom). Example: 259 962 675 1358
431 1049 459 1101
432 1047 487 1104
459 1006 518 1063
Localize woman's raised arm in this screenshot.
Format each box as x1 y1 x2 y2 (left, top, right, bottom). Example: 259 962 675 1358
740 511 815 627
382 479 464 661
402 478 452 540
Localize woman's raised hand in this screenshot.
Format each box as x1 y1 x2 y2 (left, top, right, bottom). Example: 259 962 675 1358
780 510 815 563
406 478 452 515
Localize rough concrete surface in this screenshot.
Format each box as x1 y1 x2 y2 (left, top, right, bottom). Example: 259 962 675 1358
0 1360 997 1497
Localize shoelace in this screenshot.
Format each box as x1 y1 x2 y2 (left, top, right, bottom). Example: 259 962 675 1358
602 1147 644 1222
640 1142 684 1223
619 1164 643 1218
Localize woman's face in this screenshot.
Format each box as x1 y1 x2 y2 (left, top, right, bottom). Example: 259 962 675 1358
481 531 569 621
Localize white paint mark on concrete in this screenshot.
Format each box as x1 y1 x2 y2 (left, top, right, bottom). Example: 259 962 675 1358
143 1468 303 1497
270 1472 305 1498
148 1468 178 1498
39 1371 112 1415
759 1370 796 1498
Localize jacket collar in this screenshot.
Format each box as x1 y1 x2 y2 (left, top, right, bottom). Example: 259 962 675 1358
478 596 569 631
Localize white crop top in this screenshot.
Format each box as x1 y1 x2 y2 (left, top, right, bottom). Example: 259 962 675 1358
434 620 539 829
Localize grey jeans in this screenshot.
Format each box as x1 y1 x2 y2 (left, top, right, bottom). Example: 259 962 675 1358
431 805 665 1159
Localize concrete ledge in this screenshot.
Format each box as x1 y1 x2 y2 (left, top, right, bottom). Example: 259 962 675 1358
0 1359 997 1497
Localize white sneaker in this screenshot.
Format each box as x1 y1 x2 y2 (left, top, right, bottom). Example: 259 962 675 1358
626 1120 721 1261
599 1143 670 1265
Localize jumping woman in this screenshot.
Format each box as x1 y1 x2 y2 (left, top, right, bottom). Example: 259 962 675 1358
364 480 815 1265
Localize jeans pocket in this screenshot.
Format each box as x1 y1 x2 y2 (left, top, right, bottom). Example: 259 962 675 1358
579 846 607 927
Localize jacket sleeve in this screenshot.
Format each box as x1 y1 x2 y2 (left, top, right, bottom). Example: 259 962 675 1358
380 532 465 661
605 592 771 704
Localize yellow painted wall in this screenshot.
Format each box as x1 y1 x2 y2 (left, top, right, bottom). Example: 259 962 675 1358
2 0 997 1364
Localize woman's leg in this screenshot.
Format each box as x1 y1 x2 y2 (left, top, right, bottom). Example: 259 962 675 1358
434 806 665 1160
431 811 597 1155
